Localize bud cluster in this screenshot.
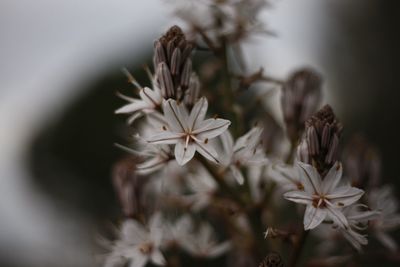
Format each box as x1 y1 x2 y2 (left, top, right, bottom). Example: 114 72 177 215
281 68 322 142
298 105 343 176
153 25 196 101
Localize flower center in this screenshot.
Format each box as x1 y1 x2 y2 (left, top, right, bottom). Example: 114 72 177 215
139 242 154 255
312 194 327 208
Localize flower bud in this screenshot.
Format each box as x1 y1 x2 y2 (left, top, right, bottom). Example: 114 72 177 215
281 68 322 142
259 252 284 267
301 105 343 176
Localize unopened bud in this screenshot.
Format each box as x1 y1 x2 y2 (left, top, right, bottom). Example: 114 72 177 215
156 62 175 98
281 68 322 142
170 48 181 76
259 252 284 267
301 105 343 176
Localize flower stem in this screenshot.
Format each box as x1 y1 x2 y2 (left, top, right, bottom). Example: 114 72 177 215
288 229 309 267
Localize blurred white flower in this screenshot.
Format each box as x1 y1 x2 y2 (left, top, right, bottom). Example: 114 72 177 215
147 97 231 165
170 216 231 258
115 86 163 125
268 162 304 192
186 166 218 211
104 213 166 267
368 185 400 251
284 162 364 230
220 127 268 184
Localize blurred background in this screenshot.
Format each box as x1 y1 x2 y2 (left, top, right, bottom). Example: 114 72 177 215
0 0 399 266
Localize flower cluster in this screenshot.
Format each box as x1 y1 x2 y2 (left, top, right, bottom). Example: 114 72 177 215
102 2 400 267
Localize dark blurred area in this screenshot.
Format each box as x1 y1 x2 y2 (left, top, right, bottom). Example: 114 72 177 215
2 0 400 266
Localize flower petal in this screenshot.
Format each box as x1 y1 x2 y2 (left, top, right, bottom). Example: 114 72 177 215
207 241 231 258
321 162 342 194
174 141 196 165
139 87 161 107
194 118 231 139
147 131 182 145
230 165 244 185
327 186 364 207
115 100 148 114
150 249 166 266
283 190 313 205
297 162 322 194
194 141 220 164
188 97 208 130
129 250 148 267
304 205 327 230
162 99 188 132
326 204 349 229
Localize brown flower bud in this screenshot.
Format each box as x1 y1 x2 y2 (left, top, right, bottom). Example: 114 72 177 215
112 157 146 218
153 25 195 100
281 68 322 142
259 252 284 267
302 105 343 176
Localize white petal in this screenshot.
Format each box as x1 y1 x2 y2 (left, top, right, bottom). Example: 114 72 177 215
175 141 196 165
194 141 220 164
194 118 231 139
140 87 161 106
220 131 234 157
283 191 313 205
128 251 148 267
304 205 327 230
207 241 231 258
341 228 367 251
375 231 398 251
115 100 148 114
297 162 322 194
188 97 208 130
147 131 182 145
326 204 349 229
233 127 262 151
121 220 148 244
230 165 244 185
136 156 167 174
150 250 166 265
327 186 364 207
321 162 342 194
162 99 188 132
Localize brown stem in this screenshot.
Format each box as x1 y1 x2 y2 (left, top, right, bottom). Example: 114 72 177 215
288 229 309 267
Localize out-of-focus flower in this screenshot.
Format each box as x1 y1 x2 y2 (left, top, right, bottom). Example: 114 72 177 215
115 86 163 124
147 97 231 165
368 185 400 251
339 204 380 251
185 166 218 210
165 216 231 258
104 213 166 267
284 162 364 230
300 105 343 176
343 134 381 189
268 163 304 192
220 127 268 184
281 68 322 143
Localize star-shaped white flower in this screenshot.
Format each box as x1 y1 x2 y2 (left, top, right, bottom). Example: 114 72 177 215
104 213 166 267
115 86 163 124
147 97 231 165
284 162 364 230
220 127 268 184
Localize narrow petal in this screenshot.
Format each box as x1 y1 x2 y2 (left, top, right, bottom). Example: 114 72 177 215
194 141 220 164
340 228 367 251
121 220 148 244
194 118 231 139
207 241 231 258
150 250 166 265
140 87 161 107
321 162 342 194
220 131 234 157
188 97 208 130
230 165 244 185
136 156 167 174
326 204 349 229
115 100 148 114
147 131 182 144
162 99 188 132
297 162 322 194
375 231 398 251
304 205 327 230
128 250 148 267
175 141 196 165
327 186 364 207
283 191 313 205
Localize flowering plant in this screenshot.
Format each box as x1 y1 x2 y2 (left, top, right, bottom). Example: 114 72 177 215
102 1 400 266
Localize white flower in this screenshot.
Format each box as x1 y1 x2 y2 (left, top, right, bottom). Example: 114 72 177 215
104 213 166 267
284 162 364 230
115 86 163 124
185 166 218 210
170 216 231 258
147 97 231 165
339 204 380 251
368 185 400 251
268 163 304 192
220 127 268 184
